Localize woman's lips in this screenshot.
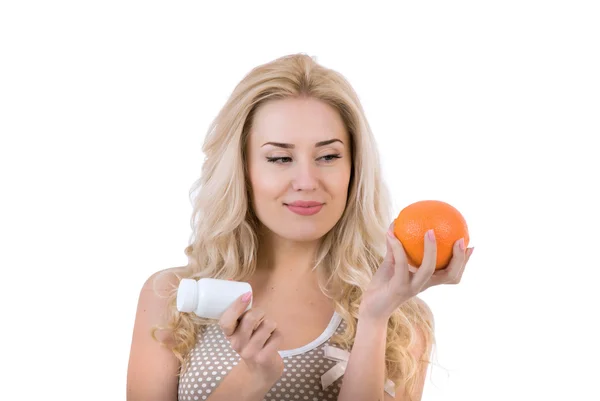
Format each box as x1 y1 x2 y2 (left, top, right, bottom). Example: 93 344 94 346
284 203 324 216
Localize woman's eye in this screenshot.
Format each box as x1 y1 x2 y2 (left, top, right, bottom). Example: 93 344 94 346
266 156 292 164
321 154 342 162
266 154 342 164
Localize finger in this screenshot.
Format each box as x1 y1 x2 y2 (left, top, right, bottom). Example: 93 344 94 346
387 230 410 286
242 318 278 358
243 308 267 332
373 235 395 283
234 308 266 349
412 229 437 289
453 247 474 281
384 229 395 265
428 238 467 286
261 327 283 357
219 291 253 337
451 241 470 282
384 221 397 265
465 247 474 264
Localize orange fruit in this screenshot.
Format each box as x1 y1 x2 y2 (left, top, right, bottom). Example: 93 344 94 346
392 200 469 270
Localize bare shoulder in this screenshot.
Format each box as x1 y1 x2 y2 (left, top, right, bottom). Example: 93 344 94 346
408 297 434 361
141 265 187 293
144 266 186 290
413 296 434 328
136 266 190 343
127 266 188 401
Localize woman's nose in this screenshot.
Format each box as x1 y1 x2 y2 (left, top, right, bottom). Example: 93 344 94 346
291 161 319 191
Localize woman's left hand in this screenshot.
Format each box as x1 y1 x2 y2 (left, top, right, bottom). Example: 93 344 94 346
359 222 474 322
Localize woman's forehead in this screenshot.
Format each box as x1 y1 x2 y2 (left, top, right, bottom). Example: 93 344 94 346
249 99 348 147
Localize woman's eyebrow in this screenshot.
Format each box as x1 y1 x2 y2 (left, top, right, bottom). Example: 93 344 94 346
261 139 344 149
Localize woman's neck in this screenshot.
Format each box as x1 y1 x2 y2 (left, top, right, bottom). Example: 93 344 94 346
255 230 322 278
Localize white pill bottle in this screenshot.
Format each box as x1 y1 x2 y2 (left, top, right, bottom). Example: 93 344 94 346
176 278 253 319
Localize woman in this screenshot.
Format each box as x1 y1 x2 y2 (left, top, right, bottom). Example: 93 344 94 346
126 53 473 401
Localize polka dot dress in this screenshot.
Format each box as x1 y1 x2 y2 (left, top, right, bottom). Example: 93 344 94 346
177 312 348 401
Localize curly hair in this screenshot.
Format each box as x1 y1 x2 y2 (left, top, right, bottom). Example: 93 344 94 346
151 53 436 398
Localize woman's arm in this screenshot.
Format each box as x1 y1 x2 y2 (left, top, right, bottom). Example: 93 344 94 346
337 314 388 401
338 298 433 401
126 268 182 401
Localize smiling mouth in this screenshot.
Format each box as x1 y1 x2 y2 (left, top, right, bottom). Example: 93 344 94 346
283 201 325 207
284 203 324 216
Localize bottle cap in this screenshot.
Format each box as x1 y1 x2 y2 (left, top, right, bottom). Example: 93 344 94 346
176 278 198 312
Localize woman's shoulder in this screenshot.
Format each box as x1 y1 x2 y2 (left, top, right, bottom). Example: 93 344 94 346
135 266 188 323
413 296 433 316
412 296 435 332
140 265 187 293
128 266 186 399
133 266 188 344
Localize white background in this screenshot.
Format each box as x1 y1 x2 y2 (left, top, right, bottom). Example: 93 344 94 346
1 1 599 400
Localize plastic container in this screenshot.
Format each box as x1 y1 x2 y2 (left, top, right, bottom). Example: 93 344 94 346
176 278 253 319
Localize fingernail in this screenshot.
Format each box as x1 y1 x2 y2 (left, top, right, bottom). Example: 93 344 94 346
242 291 252 302
458 238 465 251
469 247 475 256
427 229 435 242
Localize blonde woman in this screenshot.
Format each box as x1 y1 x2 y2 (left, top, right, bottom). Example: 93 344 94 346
126 53 473 401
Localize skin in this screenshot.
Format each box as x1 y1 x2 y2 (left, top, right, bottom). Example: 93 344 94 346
246 95 352 265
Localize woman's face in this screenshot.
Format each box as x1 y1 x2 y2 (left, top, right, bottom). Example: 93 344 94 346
246 96 352 243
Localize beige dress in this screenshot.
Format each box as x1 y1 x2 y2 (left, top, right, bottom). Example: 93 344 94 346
177 312 355 400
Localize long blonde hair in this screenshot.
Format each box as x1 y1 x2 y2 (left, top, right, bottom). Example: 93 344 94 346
152 53 435 397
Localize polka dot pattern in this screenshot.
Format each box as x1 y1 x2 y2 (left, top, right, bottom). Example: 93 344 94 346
177 315 348 400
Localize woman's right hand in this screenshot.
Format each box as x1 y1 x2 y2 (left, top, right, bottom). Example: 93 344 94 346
218 292 284 387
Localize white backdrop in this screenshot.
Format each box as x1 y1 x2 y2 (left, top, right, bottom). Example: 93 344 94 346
1 1 599 400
